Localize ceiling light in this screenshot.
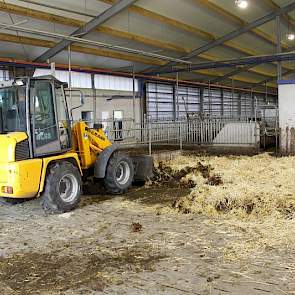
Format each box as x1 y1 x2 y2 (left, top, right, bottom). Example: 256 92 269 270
235 0 248 9
287 33 295 41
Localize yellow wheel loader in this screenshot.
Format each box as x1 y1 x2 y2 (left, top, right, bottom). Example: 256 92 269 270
0 75 153 213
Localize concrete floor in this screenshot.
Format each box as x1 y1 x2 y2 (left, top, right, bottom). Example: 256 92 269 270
0 186 294 295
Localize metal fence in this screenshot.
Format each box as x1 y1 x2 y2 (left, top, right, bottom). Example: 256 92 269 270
97 117 259 153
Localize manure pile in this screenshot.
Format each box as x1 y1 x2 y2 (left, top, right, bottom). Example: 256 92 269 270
148 160 222 189
162 153 295 219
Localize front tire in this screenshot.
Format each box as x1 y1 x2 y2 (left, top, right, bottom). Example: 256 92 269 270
104 152 134 194
42 161 82 214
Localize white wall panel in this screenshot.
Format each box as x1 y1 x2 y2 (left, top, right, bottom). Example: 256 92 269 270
34 68 92 88
278 82 295 153
94 74 138 91
0 69 9 81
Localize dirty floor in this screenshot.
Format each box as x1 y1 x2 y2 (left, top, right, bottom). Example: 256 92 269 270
0 186 294 295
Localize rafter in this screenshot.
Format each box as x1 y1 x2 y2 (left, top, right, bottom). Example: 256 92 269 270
96 0 290 63
0 2 188 54
183 2 295 60
1 0 291 77
97 0 292 81
193 0 288 49
35 0 137 62
262 0 295 28
0 32 165 65
0 2 278 79
149 1 295 75
255 68 295 87
0 32 276 86
207 0 295 84
97 0 214 39
192 69 276 87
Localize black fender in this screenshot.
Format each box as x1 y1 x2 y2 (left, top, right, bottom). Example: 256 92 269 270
132 155 154 181
94 144 118 178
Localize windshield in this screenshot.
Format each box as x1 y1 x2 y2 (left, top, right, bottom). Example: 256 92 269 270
0 86 27 133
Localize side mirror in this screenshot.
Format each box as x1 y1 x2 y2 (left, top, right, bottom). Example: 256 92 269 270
64 89 85 122
65 89 85 106
79 91 85 105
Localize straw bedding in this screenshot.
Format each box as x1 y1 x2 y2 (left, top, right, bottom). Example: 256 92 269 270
165 153 295 219
157 153 295 261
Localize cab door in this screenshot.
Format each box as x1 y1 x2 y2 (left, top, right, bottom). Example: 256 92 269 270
30 79 70 157
54 83 71 150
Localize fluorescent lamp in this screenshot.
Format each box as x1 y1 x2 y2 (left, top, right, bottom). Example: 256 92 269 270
287 33 295 41
235 0 248 9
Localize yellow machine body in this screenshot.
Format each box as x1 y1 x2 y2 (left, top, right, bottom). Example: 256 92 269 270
0 76 152 212
0 121 113 199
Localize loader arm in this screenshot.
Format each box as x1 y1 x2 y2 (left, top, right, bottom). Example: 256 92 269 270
72 121 153 181
72 121 113 170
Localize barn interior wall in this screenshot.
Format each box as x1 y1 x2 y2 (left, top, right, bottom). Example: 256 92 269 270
1 67 278 124
69 89 141 124
146 81 278 121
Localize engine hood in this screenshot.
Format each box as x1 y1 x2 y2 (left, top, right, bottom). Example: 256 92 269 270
0 132 28 162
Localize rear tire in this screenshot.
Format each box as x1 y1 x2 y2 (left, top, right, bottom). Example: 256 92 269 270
42 161 82 214
104 152 134 194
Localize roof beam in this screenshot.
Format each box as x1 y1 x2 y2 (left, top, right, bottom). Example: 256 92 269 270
0 32 276 86
209 1 295 84
255 68 295 87
261 0 295 28
97 0 214 39
96 0 289 62
0 32 165 65
149 1 295 75
190 69 276 87
193 0 288 49
0 56 277 94
0 3 190 54
2 22 193 64
0 2 278 80
185 2 295 59
35 0 137 62
210 65 255 84
158 52 295 74
183 2 295 61
1 0 291 77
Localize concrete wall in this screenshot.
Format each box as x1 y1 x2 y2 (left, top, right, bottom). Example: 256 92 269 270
68 88 142 124
278 81 295 154
33 69 142 124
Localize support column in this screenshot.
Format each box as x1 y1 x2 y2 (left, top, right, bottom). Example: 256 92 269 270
91 73 97 123
132 67 136 122
68 45 72 109
276 15 282 80
175 72 179 120
138 79 146 124
172 83 176 121
238 93 242 118
220 89 224 116
200 87 204 113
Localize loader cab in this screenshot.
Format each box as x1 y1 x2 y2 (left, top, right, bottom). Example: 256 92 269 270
0 75 72 158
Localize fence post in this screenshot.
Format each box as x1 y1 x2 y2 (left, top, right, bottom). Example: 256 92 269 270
179 121 183 151
148 120 152 155
254 121 260 153
167 122 170 144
